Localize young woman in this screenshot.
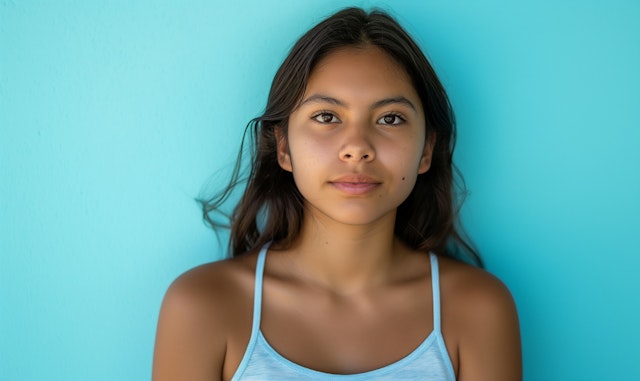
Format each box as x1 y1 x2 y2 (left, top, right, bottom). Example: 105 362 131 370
153 7 521 381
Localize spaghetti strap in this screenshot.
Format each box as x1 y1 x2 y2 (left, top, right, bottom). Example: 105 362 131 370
231 243 270 381
429 253 442 332
252 244 268 333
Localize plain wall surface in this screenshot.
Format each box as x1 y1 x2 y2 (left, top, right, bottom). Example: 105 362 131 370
1 1 639 380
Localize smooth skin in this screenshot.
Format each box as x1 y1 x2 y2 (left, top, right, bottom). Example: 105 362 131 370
153 46 522 381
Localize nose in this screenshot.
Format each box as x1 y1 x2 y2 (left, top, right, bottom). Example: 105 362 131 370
338 125 375 163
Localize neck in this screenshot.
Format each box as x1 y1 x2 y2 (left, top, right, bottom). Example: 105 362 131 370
282 209 405 295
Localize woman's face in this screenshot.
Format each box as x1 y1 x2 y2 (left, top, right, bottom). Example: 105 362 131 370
277 45 434 227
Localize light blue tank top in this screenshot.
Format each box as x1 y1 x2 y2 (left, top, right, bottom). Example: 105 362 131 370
231 245 456 381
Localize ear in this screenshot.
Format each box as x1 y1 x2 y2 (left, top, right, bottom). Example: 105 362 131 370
418 131 436 174
274 127 292 172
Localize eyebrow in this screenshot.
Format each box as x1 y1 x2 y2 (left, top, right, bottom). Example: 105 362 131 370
371 97 417 111
299 94 417 111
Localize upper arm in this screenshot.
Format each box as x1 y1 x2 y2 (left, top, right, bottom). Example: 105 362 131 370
152 273 227 381
454 271 522 381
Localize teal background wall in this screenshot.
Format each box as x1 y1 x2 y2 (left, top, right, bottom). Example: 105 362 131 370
1 1 638 380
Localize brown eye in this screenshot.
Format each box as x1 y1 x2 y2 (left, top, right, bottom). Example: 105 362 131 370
313 112 340 124
377 113 405 126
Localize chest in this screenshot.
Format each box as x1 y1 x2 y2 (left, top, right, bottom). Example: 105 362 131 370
258 278 435 374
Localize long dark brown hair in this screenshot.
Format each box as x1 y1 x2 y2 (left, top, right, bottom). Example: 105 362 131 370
199 7 482 266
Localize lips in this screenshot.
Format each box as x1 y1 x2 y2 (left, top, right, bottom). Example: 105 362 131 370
329 174 381 195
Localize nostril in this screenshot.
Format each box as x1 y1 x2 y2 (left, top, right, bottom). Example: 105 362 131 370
341 152 373 161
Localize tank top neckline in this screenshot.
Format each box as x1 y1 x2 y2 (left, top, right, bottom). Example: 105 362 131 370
233 242 454 380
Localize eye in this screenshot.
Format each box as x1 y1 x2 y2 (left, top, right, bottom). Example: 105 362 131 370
377 113 405 126
312 111 341 124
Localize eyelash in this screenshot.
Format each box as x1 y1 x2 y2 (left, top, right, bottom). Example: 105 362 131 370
310 111 407 126
311 111 340 124
377 113 406 126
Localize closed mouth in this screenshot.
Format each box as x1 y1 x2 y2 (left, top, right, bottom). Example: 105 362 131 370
330 174 381 184
329 174 381 195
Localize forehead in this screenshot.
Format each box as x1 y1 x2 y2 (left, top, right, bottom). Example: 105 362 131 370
305 45 418 100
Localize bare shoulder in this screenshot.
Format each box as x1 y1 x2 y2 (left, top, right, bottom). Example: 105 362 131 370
163 253 257 316
438 256 517 317
437 256 522 381
152 253 259 381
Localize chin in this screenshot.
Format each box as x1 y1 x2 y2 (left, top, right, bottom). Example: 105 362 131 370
319 207 397 227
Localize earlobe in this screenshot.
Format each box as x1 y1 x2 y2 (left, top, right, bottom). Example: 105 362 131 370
275 127 293 172
418 132 436 174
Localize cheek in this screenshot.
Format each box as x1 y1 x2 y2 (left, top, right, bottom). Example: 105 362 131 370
389 143 424 190
398 169 419 195
287 136 338 199
390 140 424 171
289 145 326 199
289 135 332 168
